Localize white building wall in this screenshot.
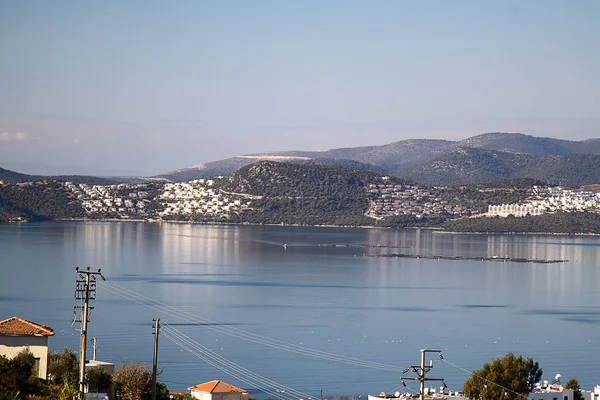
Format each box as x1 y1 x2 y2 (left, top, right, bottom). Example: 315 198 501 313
191 392 243 400
528 389 573 400
0 335 50 379
191 392 213 400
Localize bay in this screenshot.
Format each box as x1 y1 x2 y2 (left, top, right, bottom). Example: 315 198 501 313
1 221 599 398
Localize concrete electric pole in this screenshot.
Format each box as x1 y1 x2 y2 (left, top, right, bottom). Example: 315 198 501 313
73 267 105 398
401 349 445 400
151 318 160 400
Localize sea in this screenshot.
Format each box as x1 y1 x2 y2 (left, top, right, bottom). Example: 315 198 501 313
1 221 599 398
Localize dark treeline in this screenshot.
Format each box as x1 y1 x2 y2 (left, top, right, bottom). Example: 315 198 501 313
443 211 600 234
0 181 84 222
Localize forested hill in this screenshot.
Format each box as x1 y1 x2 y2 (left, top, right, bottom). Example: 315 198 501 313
156 133 600 184
222 161 407 196
397 148 600 186
0 181 85 222
1 161 599 234
0 166 123 185
221 161 408 226
0 167 41 183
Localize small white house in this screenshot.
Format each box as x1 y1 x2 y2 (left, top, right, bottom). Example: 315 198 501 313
529 381 574 400
0 316 55 379
584 385 600 400
188 380 246 400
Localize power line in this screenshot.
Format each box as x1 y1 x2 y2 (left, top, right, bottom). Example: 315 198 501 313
100 281 538 400
101 281 403 372
162 322 314 400
440 359 529 399
162 325 306 400
162 325 312 400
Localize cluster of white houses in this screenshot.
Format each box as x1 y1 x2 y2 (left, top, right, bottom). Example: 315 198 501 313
65 182 152 217
487 204 547 217
158 179 252 218
62 178 600 222
367 183 467 219
488 186 600 218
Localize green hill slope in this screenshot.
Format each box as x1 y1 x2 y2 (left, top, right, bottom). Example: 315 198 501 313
222 161 405 226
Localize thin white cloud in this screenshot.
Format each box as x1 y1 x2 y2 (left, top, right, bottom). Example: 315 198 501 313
0 132 30 142
72 137 80 144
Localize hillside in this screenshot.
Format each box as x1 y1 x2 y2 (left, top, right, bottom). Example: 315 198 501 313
0 167 41 183
399 148 600 186
322 139 455 166
2 161 600 233
157 133 600 185
220 161 404 226
0 180 85 222
155 156 384 182
0 166 124 185
520 154 600 186
453 132 599 155
397 148 529 185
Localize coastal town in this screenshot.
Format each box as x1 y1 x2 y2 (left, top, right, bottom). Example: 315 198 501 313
61 179 600 222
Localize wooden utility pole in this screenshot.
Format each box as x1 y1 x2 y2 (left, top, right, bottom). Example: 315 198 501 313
400 349 445 400
151 318 160 400
73 267 105 398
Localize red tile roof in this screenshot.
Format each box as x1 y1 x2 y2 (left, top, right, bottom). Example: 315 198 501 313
188 380 246 394
0 317 55 336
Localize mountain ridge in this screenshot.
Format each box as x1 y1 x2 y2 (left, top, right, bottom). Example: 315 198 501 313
154 132 600 185
3 132 600 186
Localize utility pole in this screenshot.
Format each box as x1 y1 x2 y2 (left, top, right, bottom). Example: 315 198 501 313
151 318 160 400
401 349 445 400
92 337 97 361
73 267 105 398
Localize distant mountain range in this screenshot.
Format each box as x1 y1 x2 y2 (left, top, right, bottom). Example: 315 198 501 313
3 132 600 186
154 132 600 186
0 167 124 185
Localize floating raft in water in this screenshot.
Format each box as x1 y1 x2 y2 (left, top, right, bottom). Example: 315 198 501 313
368 253 568 264
319 243 412 249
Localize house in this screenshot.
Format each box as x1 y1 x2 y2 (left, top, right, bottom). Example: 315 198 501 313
0 316 55 379
528 386 574 400
188 380 246 400
528 378 574 400
583 385 600 400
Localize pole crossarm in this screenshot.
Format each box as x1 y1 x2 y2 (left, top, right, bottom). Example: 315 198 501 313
400 349 445 400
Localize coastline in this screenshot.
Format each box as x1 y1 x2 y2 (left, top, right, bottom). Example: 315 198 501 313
17 217 596 237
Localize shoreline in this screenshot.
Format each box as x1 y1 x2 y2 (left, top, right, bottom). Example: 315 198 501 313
10 217 597 237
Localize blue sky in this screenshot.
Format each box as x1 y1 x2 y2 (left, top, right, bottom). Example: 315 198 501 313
1 1 599 176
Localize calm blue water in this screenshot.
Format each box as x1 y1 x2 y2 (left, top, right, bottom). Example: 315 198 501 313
1 222 599 398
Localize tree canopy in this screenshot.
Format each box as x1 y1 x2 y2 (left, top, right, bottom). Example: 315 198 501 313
462 353 542 400
47 348 79 386
564 378 585 400
113 361 169 400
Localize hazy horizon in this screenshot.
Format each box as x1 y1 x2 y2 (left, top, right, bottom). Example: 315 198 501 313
1 1 599 176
